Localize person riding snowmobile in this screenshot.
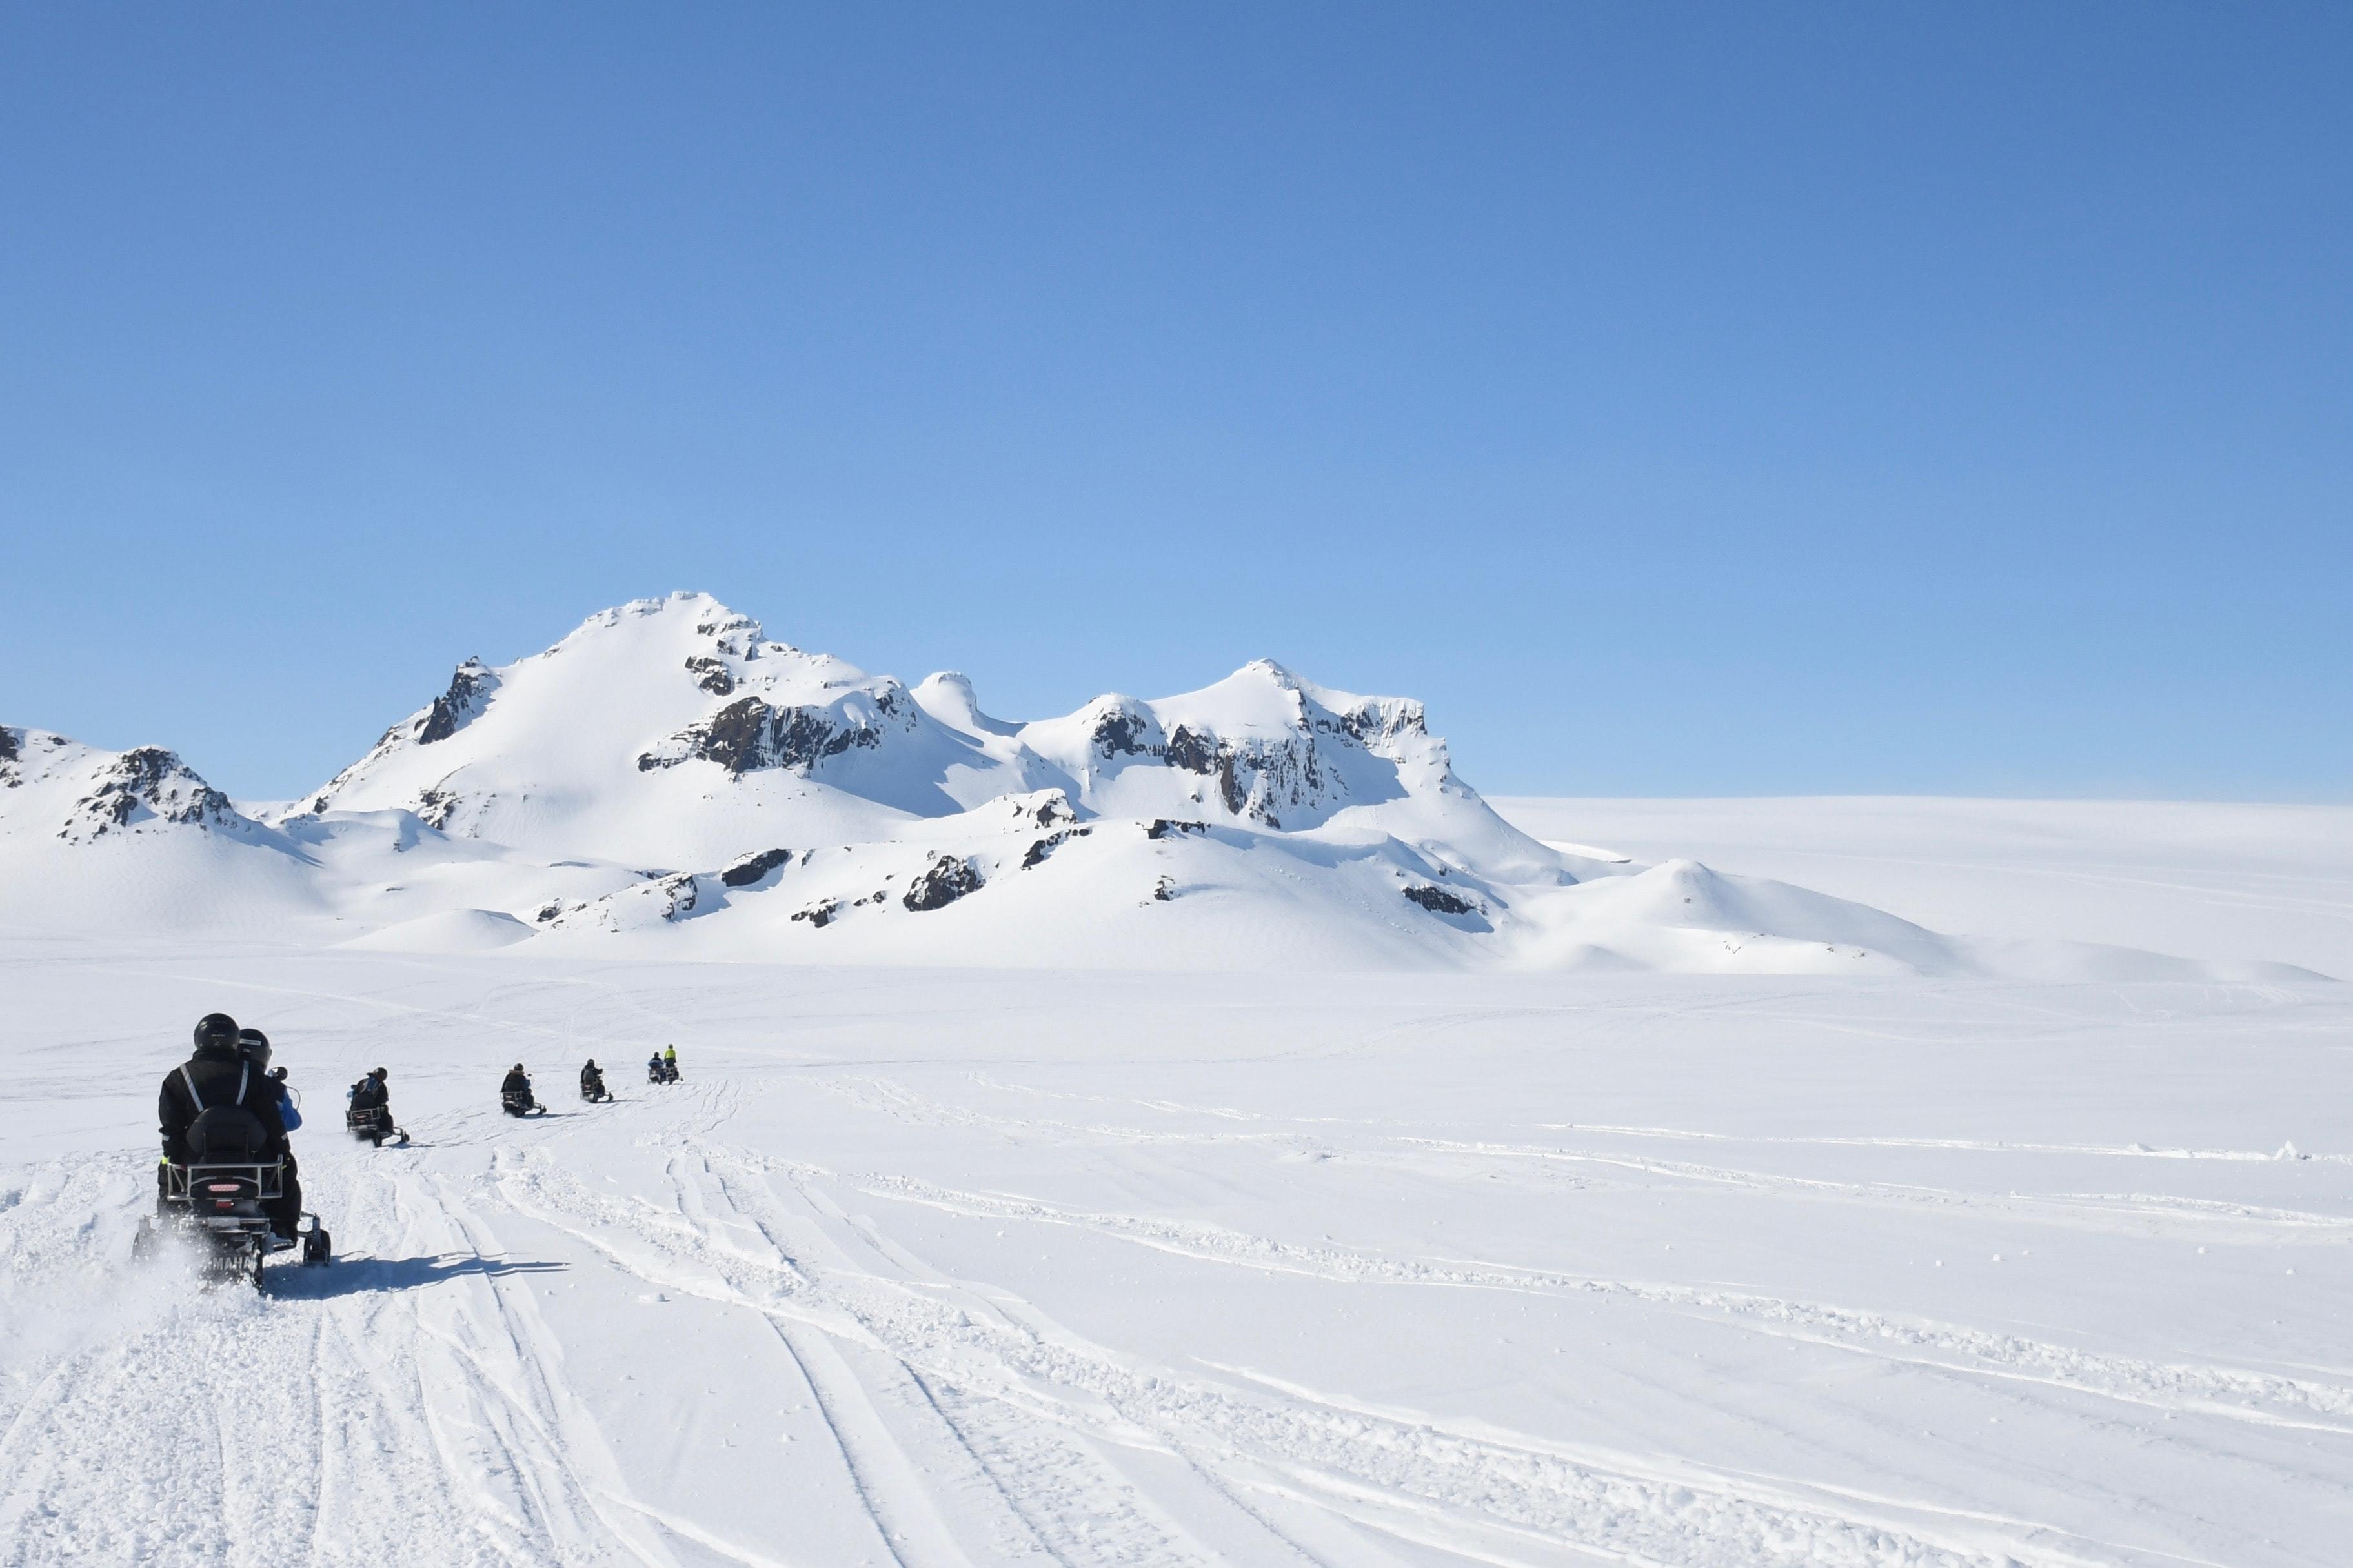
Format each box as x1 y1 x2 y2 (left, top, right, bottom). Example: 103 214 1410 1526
348 1067 390 1114
501 1063 538 1115
663 1044 679 1078
159 1012 300 1240
580 1058 607 1100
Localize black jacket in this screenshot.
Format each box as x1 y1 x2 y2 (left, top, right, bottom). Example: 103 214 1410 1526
501 1070 532 1098
159 1044 287 1161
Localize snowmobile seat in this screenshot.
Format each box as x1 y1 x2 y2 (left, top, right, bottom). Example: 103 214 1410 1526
186 1105 272 1161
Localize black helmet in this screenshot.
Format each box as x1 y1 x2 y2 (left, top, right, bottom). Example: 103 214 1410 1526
372 1067 387 1080
236 1027 272 1070
512 1063 525 1074
585 1058 598 1068
193 1013 239 1052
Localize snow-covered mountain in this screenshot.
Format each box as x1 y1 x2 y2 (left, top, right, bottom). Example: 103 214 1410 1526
1 726 252 845
0 594 2321 978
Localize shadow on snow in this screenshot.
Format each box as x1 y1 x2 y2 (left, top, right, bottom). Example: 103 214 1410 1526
267 1252 567 1298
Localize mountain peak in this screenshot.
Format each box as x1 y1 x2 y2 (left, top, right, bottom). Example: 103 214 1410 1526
913 672 1018 738
0 727 250 843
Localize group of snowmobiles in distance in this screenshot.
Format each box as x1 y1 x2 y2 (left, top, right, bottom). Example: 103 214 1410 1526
144 1010 688 1289
508 1045 680 1115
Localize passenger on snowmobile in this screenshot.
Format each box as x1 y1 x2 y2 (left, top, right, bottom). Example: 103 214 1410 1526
663 1044 680 1078
159 1012 300 1240
580 1059 608 1101
240 1029 301 1130
501 1064 538 1116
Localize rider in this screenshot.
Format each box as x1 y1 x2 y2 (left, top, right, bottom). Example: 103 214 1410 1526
501 1063 534 1111
348 1067 390 1115
663 1044 679 1080
159 1012 299 1240
580 1058 604 1098
647 1049 665 1082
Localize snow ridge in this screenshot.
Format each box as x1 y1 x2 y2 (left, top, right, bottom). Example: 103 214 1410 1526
1 594 2324 978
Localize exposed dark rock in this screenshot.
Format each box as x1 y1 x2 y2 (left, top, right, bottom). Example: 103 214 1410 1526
1163 725 1218 774
683 656 736 696
64 748 239 840
534 901 566 923
1147 818 1207 841
1088 703 1156 759
1021 825 1092 869
0 726 17 763
654 873 700 921
903 853 984 912
1031 792 1075 828
720 847 796 888
413 787 461 830
1404 885 1476 916
416 659 498 745
1152 875 1176 901
792 899 840 928
638 696 885 777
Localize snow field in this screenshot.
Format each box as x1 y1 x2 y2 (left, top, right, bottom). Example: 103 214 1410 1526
3 946 2348 1567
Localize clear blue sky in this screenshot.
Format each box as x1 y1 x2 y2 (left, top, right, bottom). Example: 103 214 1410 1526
3 5 2347 801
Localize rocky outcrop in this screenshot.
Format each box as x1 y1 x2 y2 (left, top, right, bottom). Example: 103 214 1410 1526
1163 725 1218 774
637 689 914 778
720 847 796 887
416 660 498 745
1404 884 1476 916
1082 698 1164 761
651 872 699 920
1021 826 1091 868
903 853 984 912
61 748 241 843
683 656 736 696
412 783 463 830
792 898 840 928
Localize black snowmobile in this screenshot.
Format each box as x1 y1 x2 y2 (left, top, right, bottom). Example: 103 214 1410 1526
580 1062 611 1103
346 1103 409 1145
141 1106 330 1289
647 1056 680 1085
345 1071 409 1145
501 1067 545 1117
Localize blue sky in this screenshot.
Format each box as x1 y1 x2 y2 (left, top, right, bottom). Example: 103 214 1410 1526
3 5 2347 800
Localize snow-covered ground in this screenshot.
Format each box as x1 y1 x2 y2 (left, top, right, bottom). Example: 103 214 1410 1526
1493 796 2353 981
3 798 2347 1567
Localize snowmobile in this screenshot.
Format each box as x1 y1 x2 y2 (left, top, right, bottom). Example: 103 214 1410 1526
647 1057 680 1085
501 1086 546 1117
345 1103 409 1146
139 1105 330 1289
580 1066 611 1103
345 1071 407 1145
